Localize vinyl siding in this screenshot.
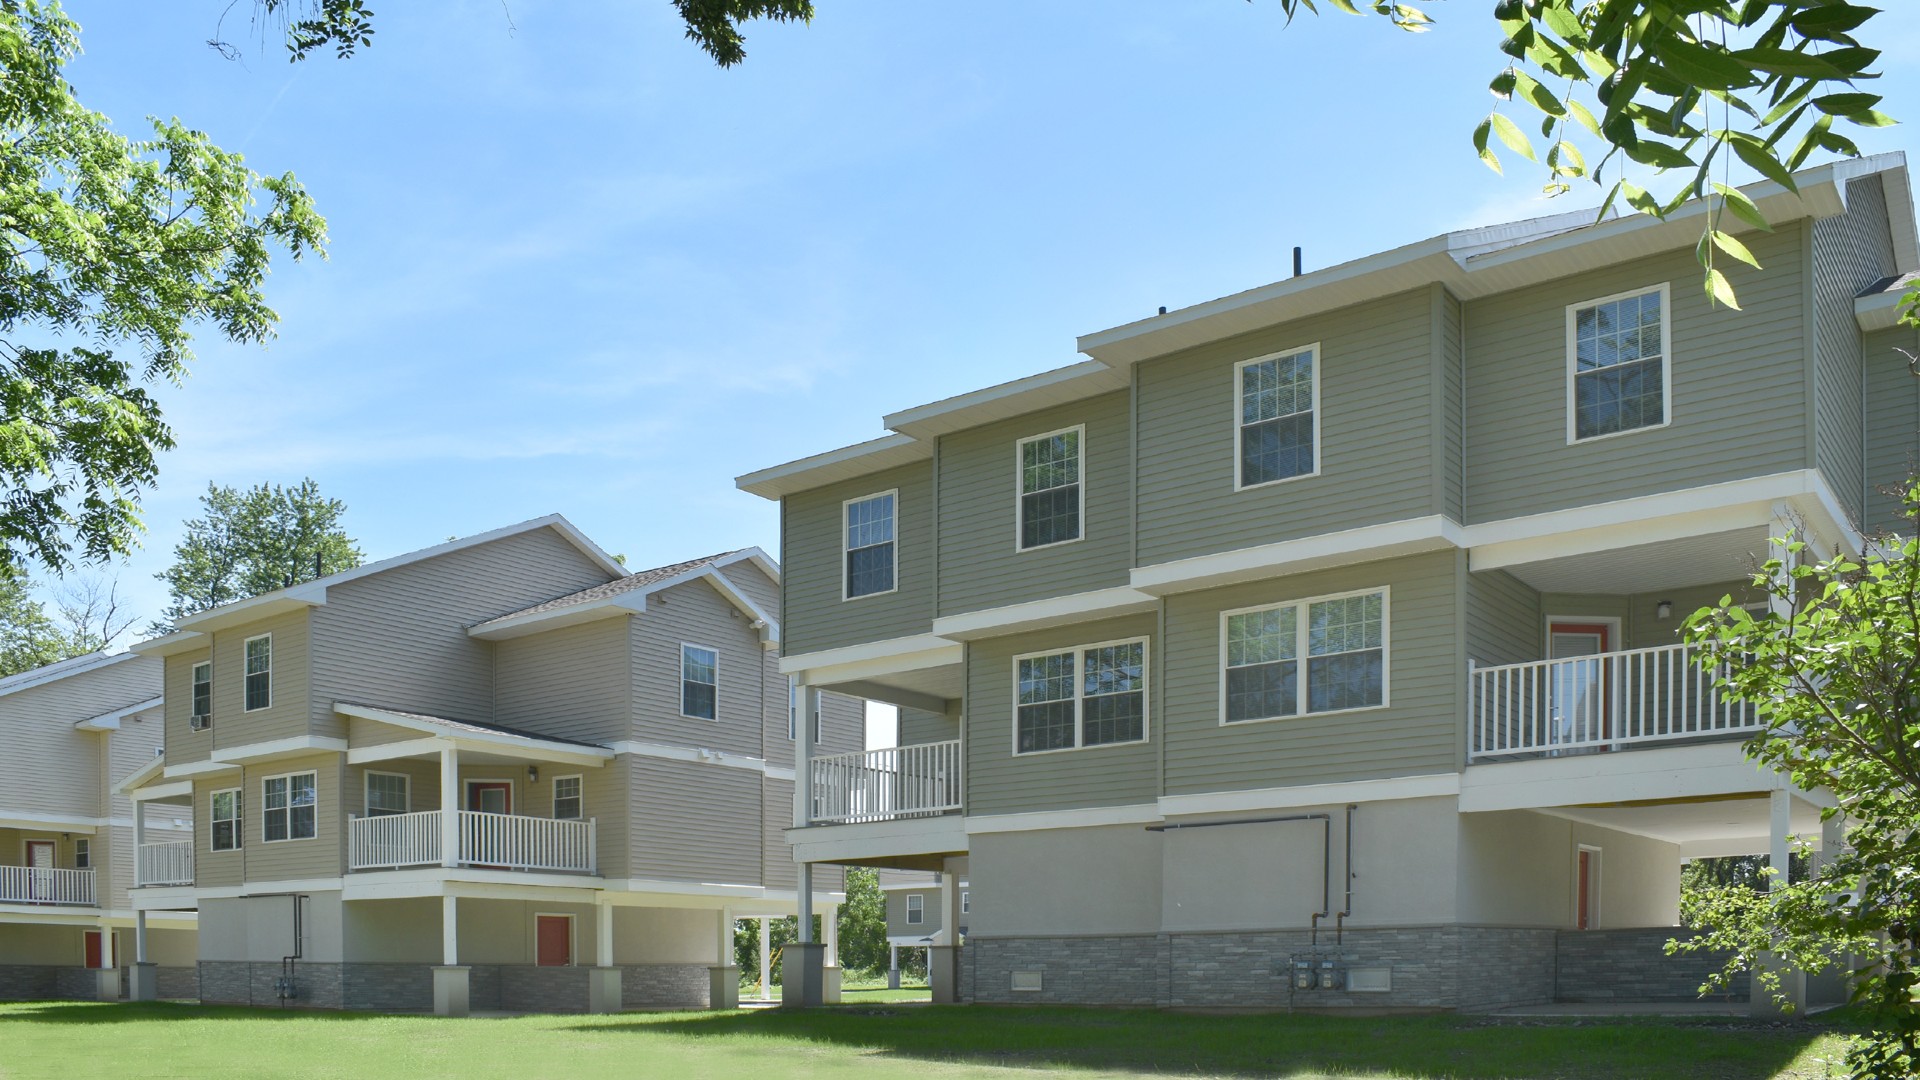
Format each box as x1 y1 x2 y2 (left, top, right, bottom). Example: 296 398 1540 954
204 610 313 748
1464 227 1808 522
887 888 944 937
965 613 1159 815
192 777 245 889
1465 569 1540 666
898 706 957 748
104 707 171 909
782 461 935 656
1439 286 1466 522
1864 325 1920 535
631 577 772 758
0 654 158 819
309 526 616 735
162 649 216 765
936 390 1132 616
1811 175 1897 525
1135 288 1440 566
722 561 782 619
763 776 844 894
628 755 760 884
496 616 631 744
240 753 344 883
1162 551 1460 795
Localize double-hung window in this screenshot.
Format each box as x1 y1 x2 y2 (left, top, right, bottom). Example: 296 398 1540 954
262 772 316 843
243 634 272 711
906 893 925 925
1236 345 1318 488
210 788 242 851
74 839 89 869
1223 589 1388 723
1016 427 1083 549
553 776 583 820
843 491 897 599
681 644 718 720
1568 284 1669 441
190 661 212 724
364 772 409 817
1014 639 1148 754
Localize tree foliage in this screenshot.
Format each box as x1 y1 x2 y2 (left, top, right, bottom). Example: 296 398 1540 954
0 0 327 578
0 564 66 676
154 478 361 630
1678 482 1920 1078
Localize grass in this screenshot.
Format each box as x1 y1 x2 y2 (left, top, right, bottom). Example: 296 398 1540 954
0 999 1863 1080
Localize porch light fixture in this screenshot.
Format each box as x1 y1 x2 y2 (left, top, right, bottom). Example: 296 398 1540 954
1656 600 1673 620
526 765 539 783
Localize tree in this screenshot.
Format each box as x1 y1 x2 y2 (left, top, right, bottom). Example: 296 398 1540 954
52 574 138 653
0 1 326 579
0 564 66 676
154 479 362 629
834 867 889 976
1678 482 1920 1079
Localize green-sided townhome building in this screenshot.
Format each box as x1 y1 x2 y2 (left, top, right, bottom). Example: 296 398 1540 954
741 152 1920 1013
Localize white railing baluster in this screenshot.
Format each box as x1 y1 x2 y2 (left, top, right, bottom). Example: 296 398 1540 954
806 739 964 824
0 865 97 904
136 841 194 887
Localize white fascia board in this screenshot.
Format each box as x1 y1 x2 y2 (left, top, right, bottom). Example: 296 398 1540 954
931 586 1158 642
345 737 446 765
883 361 1130 439
338 870 604 902
1157 772 1461 819
736 433 932 501
76 695 164 731
335 703 612 766
466 594 646 640
785 815 970 865
780 633 963 680
1878 162 1919 272
185 878 344 900
1856 286 1912 332
0 811 100 833
0 908 107 926
116 754 168 794
1459 742 1782 813
1790 471 1866 558
0 650 137 696
128 887 200 912
1129 515 1464 596
965 803 1163 835
129 630 209 657
691 567 779 645
172 593 321 634
209 735 349 766
128 780 194 802
161 759 241 780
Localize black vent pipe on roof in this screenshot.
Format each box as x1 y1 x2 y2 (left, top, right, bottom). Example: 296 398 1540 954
1293 246 1304 277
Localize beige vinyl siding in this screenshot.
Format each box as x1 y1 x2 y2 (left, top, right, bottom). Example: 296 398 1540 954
936 390 1132 616
1811 176 1897 525
105 707 170 909
163 650 214 765
1465 569 1541 666
1162 551 1459 795
965 613 1159 816
242 753 344 883
763 774 794 890
192 776 245 888
1438 286 1465 521
1464 227 1808 522
1134 288 1439 566
628 755 760 884
722 561 781 619
0 654 160 819
496 616 631 744
898 705 958 748
631 578 771 758
345 758 439 816
0 828 81 868
1864 325 1920 535
887 888 943 937
310 526 616 736
203 609 313 748
346 715 418 748
782 461 934 656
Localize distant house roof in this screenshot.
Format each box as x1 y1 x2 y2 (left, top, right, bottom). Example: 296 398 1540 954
466 547 779 643
0 650 144 700
1857 270 1920 332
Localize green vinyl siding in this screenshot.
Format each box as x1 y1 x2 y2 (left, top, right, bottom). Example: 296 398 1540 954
1811 175 1897 526
781 461 934 656
1438 285 1465 522
1465 569 1540 666
965 613 1158 816
1135 288 1440 567
937 390 1131 616
1464 227 1808 522
898 705 958 748
1161 551 1459 796
1864 324 1920 534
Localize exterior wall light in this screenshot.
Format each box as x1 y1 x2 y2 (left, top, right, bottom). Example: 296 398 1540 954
1656 600 1673 620
526 765 539 783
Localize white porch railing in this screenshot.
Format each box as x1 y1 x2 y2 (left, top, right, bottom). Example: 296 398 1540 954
1469 641 1762 761
347 810 596 873
810 740 963 824
136 841 194 886
0 865 95 905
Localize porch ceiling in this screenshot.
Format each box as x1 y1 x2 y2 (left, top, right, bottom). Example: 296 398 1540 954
1537 792 1825 852
1499 526 1770 595
820 664 962 714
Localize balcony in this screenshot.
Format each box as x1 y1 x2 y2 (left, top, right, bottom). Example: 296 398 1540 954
347 810 597 874
810 741 963 825
0 866 95 906
1469 642 1761 762
136 841 194 887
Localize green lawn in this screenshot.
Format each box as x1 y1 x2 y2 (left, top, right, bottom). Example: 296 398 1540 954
0 1000 1860 1080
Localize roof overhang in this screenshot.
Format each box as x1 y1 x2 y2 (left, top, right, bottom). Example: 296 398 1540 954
1857 283 1917 333
0 650 141 696
468 548 780 645
75 695 163 732
883 360 1131 440
337 703 614 768
735 434 932 501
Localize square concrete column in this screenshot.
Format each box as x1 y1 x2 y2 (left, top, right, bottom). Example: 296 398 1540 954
758 918 773 1001
930 869 962 1003
1751 788 1806 1017
588 899 621 1014
781 943 825 1008
708 907 739 1010
95 966 122 1001
433 967 470 1017
128 963 158 1002
823 901 842 1003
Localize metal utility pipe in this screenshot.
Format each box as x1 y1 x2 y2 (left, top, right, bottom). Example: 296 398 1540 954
1147 812 1331 942
1337 804 1358 944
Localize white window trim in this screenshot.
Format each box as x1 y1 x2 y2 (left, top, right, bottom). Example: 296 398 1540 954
679 642 719 721
552 774 584 820
534 911 576 967
1009 636 1151 757
1232 343 1323 492
260 769 317 844
960 890 970 915
840 489 900 602
1217 585 1392 726
363 769 411 817
1013 424 1087 553
905 893 925 925
72 838 89 869
1564 282 1673 445
209 787 242 852
242 633 273 712
190 660 212 723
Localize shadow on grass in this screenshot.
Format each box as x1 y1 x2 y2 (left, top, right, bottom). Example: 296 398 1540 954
595 1004 1846 1080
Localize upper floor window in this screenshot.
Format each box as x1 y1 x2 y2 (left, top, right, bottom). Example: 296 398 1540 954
1236 345 1318 489
1223 588 1388 723
210 789 242 851
961 890 970 914
1014 639 1148 755
1017 427 1083 550
262 771 316 843
190 661 211 724
1568 284 1669 442
553 775 583 820
681 644 718 720
74 838 89 869
906 893 925 924
843 491 897 599
364 772 409 817
243 634 272 712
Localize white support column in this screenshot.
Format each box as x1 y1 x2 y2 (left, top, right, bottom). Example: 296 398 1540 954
708 907 739 1010
129 909 157 1001
758 918 772 1001
888 943 900 990
1753 787 1807 1017
440 746 460 869
133 799 145 852
588 896 621 1014
823 901 839 969
793 678 816 828
798 863 814 943
1768 503 1799 621
442 894 459 967
783 864 825 1007
135 910 148 964
434 892 469 1017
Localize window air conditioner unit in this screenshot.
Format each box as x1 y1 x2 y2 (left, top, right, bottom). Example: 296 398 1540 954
189 714 210 731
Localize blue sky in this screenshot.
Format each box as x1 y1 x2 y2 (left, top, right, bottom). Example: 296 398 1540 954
48 2 1920 637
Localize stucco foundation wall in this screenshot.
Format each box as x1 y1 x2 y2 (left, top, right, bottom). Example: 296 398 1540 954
1554 928 1747 1002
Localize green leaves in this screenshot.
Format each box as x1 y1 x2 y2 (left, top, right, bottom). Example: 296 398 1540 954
155 479 362 629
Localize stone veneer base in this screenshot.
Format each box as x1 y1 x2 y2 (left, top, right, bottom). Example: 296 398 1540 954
196 961 712 1013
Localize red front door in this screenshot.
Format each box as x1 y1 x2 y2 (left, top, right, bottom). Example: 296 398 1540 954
535 915 571 967
1577 849 1594 930
83 930 104 969
467 782 512 815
